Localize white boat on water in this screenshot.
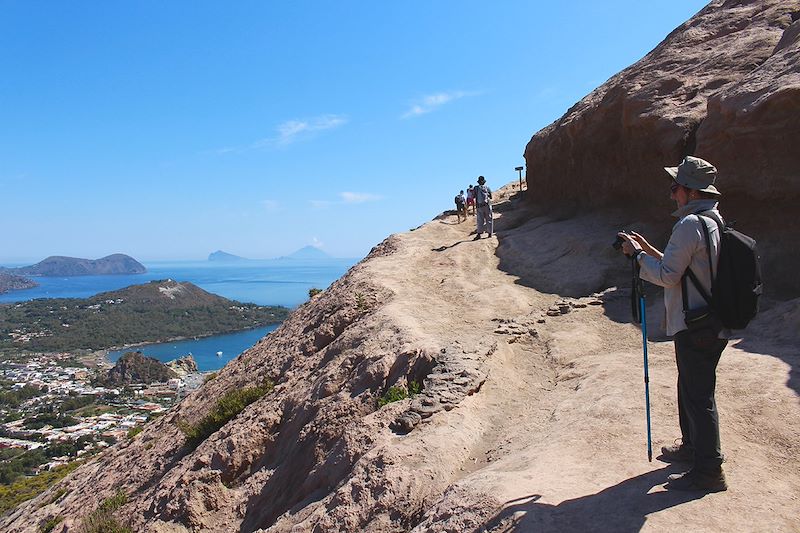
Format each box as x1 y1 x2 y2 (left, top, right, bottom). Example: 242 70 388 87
216 351 223 357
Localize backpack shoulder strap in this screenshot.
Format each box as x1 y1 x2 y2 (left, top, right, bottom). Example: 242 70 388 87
696 214 715 280
681 212 715 310
699 209 725 231
682 269 712 311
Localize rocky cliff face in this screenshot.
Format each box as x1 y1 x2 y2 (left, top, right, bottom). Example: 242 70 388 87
523 0 800 296
166 355 199 377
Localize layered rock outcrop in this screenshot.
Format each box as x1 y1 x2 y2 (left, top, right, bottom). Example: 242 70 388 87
524 0 800 296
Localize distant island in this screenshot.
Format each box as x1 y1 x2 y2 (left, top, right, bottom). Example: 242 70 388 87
208 246 335 261
208 250 248 262
0 279 289 353
0 271 38 294
9 254 147 277
278 245 331 260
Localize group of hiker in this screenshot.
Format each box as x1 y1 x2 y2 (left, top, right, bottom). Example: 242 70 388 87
454 175 493 239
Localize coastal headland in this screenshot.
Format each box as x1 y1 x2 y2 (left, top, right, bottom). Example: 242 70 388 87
0 279 288 353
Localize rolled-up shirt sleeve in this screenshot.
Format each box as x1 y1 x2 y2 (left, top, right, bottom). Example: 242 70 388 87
638 217 700 288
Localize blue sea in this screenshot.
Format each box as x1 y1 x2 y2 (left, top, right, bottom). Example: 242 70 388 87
1 259 358 371
107 325 280 372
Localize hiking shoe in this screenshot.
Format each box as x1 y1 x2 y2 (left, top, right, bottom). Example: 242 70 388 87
666 469 727 492
473 234 482 240
659 439 693 463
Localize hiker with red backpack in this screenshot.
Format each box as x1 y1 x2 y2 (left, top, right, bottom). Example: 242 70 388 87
618 156 761 492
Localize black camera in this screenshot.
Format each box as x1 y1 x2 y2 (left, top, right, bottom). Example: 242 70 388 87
612 233 627 250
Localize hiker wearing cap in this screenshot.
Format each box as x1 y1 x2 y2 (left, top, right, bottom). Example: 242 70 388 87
617 155 729 492
473 176 493 240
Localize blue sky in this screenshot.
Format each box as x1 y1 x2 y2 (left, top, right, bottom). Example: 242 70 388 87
0 1 708 262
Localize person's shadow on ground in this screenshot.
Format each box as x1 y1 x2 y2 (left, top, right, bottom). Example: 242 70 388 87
477 467 705 533
432 240 471 252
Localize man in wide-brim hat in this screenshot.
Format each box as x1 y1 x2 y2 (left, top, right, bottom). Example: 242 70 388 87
617 155 729 492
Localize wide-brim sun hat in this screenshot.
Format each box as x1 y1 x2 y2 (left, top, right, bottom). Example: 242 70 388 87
665 155 721 195
477 175 486 184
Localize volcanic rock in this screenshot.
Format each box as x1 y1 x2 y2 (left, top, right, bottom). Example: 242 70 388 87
166 355 199 377
97 351 178 386
524 0 800 297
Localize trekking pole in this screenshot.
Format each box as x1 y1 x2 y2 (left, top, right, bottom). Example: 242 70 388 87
632 258 653 462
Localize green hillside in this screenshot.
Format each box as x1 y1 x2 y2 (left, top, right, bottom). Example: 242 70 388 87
0 280 289 353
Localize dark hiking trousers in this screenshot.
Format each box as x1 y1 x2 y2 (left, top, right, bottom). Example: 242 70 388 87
674 329 727 473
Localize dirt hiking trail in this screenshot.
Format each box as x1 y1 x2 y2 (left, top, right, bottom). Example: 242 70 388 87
361 185 800 532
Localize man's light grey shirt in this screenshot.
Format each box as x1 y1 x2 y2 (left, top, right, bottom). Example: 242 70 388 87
637 199 728 337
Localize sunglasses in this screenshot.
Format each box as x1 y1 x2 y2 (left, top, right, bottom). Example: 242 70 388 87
670 181 681 193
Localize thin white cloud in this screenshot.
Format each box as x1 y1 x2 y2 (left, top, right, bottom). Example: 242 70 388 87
274 114 348 147
310 200 333 209
261 200 279 211
214 114 348 154
214 146 238 155
310 237 324 248
340 192 383 204
309 192 383 209
401 90 477 119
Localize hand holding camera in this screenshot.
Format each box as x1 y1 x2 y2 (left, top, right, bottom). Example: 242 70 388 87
614 230 661 259
613 231 644 258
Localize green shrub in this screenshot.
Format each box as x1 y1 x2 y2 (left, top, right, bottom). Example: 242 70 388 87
39 487 68 507
354 292 368 311
126 426 143 439
179 379 274 450
39 516 63 533
98 490 127 512
80 490 131 533
378 381 420 407
0 461 81 515
308 288 322 298
203 372 218 384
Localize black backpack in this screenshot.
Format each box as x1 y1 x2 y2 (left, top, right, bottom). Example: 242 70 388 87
684 211 762 330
